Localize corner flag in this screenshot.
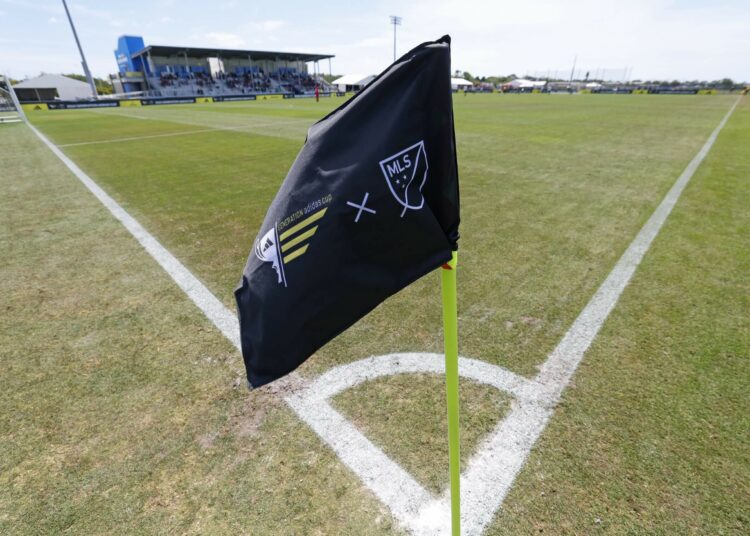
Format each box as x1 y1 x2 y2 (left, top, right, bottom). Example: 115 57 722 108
236 35 460 388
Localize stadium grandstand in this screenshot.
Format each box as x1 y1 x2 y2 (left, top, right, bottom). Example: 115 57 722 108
110 35 335 98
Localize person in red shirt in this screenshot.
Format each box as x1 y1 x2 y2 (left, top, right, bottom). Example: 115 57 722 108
315 85 320 102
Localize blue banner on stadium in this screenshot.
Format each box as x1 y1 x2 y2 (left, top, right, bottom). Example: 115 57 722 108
212 95 257 102
47 100 120 110
140 97 197 105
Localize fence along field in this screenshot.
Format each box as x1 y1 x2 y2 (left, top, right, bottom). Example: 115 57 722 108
2 94 747 534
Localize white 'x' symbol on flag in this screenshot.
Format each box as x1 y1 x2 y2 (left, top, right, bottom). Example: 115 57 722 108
346 192 377 223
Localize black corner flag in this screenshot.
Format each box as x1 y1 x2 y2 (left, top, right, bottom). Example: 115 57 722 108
235 35 460 387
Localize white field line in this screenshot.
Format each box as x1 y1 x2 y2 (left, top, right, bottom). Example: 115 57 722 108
285 353 539 532
26 95 741 536
87 107 310 134
57 127 225 147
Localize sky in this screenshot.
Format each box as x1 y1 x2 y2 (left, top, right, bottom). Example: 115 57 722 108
1 0 747 82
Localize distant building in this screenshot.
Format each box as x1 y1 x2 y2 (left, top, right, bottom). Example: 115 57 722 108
331 74 375 92
502 78 547 92
13 74 93 102
451 77 473 90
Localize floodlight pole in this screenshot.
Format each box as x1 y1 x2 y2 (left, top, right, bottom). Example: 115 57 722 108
569 54 577 85
61 0 98 98
390 16 402 62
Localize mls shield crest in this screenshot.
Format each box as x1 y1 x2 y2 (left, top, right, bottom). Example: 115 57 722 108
379 140 429 216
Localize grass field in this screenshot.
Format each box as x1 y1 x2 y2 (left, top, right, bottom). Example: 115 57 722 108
2 94 747 534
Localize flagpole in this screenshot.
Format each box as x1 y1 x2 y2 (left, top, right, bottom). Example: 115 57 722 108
441 250 460 536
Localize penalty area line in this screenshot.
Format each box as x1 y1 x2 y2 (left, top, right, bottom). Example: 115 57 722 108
57 127 225 147
87 108 310 134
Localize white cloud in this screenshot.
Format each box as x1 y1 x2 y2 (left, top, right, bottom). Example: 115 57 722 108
48 16 58 24
204 32 246 48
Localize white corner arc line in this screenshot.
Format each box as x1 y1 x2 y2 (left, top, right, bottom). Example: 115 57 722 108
26 122 242 351
284 353 539 535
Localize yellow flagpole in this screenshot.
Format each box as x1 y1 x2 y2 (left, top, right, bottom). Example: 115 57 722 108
440 250 460 535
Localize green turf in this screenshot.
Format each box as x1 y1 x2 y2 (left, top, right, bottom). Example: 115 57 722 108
5 93 746 533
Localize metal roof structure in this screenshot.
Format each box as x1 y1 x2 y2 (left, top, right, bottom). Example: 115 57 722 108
451 77 473 87
13 73 94 101
331 74 375 86
14 73 91 90
132 45 333 63
504 78 547 88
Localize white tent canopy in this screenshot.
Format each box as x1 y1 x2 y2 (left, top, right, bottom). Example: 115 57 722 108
505 78 547 89
451 77 473 89
331 74 375 92
14 74 93 100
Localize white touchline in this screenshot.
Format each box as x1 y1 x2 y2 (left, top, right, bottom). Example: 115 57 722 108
26 96 740 536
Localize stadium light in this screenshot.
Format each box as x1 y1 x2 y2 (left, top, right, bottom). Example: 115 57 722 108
569 54 577 84
61 0 98 98
390 16 402 62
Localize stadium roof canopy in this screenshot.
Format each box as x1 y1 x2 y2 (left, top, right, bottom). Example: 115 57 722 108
451 77 473 87
132 45 333 63
331 74 375 86
13 73 93 100
504 78 547 88
14 73 90 90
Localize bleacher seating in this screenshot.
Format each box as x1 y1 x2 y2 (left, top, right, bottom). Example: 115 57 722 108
143 67 333 98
